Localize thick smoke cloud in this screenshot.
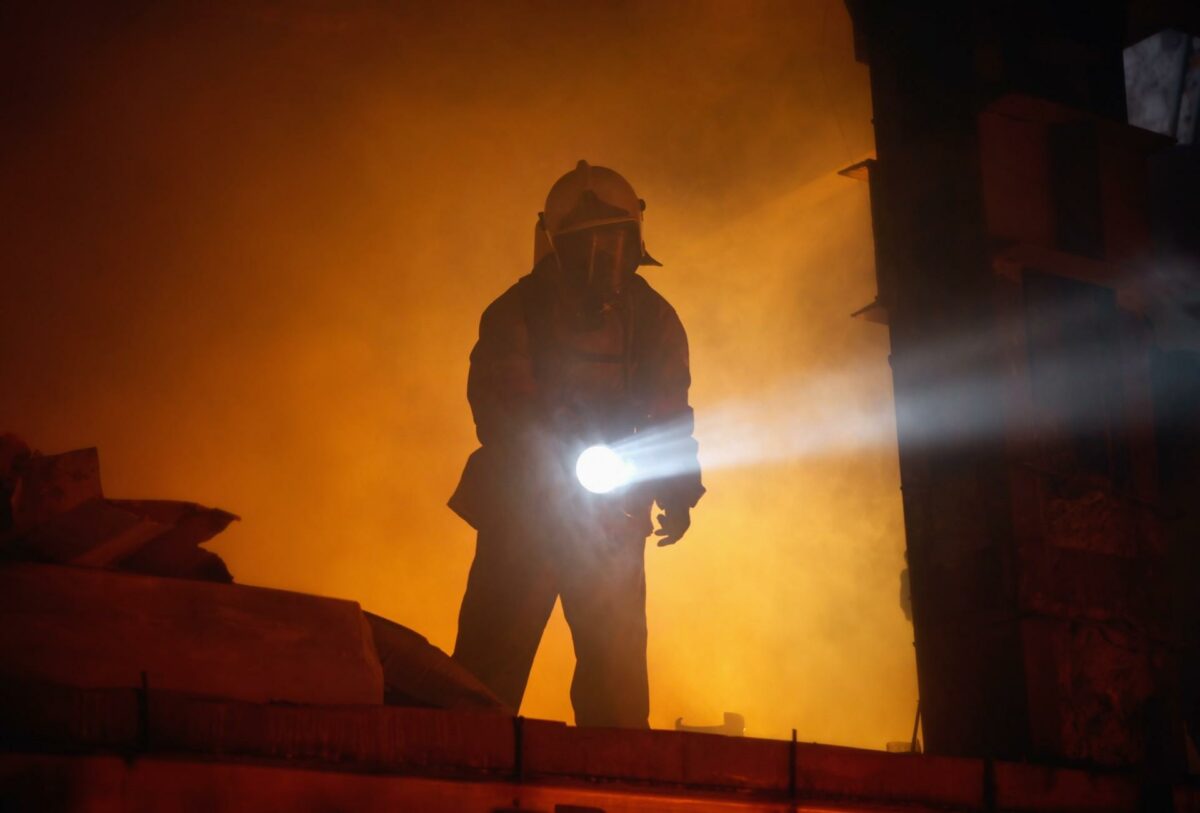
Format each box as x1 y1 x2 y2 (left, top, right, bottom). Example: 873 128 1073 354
0 1 915 745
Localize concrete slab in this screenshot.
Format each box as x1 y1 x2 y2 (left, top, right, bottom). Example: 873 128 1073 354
13 498 168 567
0 563 382 705
108 499 237 582
364 611 504 712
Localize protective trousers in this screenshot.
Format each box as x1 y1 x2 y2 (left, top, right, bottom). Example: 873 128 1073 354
452 518 650 729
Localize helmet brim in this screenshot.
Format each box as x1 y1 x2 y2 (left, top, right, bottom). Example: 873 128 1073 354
639 250 663 267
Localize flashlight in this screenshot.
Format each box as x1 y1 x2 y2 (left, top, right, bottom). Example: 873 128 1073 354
575 444 634 494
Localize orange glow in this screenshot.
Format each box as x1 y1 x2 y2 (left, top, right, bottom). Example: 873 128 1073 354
0 1 914 746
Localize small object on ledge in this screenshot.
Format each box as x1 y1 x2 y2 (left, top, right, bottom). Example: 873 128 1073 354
675 711 745 736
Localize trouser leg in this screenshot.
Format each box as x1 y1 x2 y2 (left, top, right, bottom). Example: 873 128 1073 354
559 531 650 729
452 527 558 714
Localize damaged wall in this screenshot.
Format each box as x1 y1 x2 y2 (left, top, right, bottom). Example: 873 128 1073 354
0 1 911 745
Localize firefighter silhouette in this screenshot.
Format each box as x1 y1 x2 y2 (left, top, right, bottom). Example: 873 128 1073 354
449 161 704 728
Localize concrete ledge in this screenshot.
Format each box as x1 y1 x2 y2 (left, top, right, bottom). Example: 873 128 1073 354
0 680 140 753
0 754 811 813
995 760 1140 812
0 678 1160 811
151 697 515 778
794 741 982 809
523 719 792 792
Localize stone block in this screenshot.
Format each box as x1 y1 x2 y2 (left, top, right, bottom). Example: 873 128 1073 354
0 563 382 706
364 611 503 712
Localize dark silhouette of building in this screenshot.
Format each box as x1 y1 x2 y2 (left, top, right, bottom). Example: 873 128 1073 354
846 0 1200 778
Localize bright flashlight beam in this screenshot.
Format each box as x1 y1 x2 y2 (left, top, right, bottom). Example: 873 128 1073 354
591 292 1153 489
575 445 635 494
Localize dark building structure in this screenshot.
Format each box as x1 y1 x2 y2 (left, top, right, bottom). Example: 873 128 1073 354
846 0 1200 776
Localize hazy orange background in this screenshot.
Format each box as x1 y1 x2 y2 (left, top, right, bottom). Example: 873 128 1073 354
0 1 914 746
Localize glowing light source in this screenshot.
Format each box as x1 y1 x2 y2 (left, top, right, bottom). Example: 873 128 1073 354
575 444 634 494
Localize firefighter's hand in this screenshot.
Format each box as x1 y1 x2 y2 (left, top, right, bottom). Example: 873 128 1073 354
654 505 691 547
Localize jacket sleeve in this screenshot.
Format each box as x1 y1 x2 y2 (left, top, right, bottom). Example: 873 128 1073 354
467 290 542 447
448 288 543 530
644 303 706 511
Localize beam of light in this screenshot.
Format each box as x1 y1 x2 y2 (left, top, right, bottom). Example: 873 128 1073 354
600 289 1171 492
608 371 895 488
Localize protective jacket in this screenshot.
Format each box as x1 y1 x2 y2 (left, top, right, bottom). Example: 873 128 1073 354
449 261 704 538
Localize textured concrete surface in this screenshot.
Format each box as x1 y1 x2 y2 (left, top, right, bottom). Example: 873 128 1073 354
0 563 382 705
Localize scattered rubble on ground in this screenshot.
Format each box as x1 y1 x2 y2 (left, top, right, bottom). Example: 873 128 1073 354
0 433 502 712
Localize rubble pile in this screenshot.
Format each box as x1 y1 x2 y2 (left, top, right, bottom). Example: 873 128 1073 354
0 433 503 713
0 434 236 581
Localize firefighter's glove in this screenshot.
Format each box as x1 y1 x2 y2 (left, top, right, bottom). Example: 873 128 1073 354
654 504 691 547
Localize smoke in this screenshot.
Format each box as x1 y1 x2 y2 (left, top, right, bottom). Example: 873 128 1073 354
0 1 916 745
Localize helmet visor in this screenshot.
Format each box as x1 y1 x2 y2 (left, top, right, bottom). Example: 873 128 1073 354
555 222 641 301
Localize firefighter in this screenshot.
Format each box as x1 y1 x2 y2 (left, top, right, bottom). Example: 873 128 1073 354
449 161 704 729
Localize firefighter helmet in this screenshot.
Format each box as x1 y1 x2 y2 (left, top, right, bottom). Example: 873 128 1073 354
534 160 661 269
